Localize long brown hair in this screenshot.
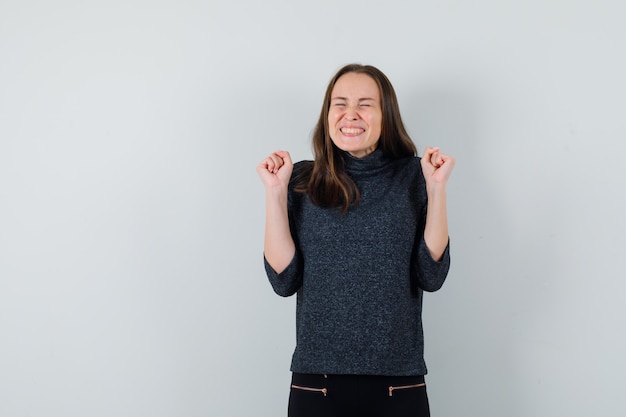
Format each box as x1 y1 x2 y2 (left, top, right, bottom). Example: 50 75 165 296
294 64 417 213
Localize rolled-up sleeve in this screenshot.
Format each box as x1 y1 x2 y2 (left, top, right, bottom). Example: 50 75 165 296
264 249 304 297
414 236 450 292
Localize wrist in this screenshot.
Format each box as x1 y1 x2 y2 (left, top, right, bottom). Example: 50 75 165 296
266 186 288 208
426 182 447 198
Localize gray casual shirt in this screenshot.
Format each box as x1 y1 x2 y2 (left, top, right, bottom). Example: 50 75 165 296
264 148 451 376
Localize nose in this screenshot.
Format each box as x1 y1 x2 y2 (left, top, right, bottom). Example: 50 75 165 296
344 105 359 120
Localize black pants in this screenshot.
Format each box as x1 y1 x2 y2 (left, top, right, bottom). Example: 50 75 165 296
288 373 430 417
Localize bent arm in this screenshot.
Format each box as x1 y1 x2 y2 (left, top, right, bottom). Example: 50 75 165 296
257 150 297 275
420 146 455 261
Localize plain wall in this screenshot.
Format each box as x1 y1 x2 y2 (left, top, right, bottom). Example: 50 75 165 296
1 1 625 416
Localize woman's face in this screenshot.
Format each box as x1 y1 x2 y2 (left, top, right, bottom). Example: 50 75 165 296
328 72 382 158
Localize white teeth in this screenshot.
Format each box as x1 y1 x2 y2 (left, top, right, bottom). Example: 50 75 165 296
341 128 364 134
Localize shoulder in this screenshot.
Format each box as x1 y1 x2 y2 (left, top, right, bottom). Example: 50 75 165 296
397 154 421 167
290 160 314 186
287 160 314 206
292 160 314 174
392 155 424 178
385 156 427 200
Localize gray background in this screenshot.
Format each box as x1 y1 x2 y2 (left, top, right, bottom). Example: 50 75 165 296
1 1 625 416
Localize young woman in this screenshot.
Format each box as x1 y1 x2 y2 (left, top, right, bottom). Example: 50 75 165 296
257 64 455 417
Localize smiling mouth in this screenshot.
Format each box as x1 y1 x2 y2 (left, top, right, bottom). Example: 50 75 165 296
340 127 365 135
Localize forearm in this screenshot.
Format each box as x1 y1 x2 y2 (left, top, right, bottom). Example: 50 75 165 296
263 188 296 274
423 185 449 261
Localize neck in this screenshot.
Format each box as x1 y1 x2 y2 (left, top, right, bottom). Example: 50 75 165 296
347 145 378 159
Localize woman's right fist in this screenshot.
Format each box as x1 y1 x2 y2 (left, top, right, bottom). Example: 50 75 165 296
256 150 294 189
